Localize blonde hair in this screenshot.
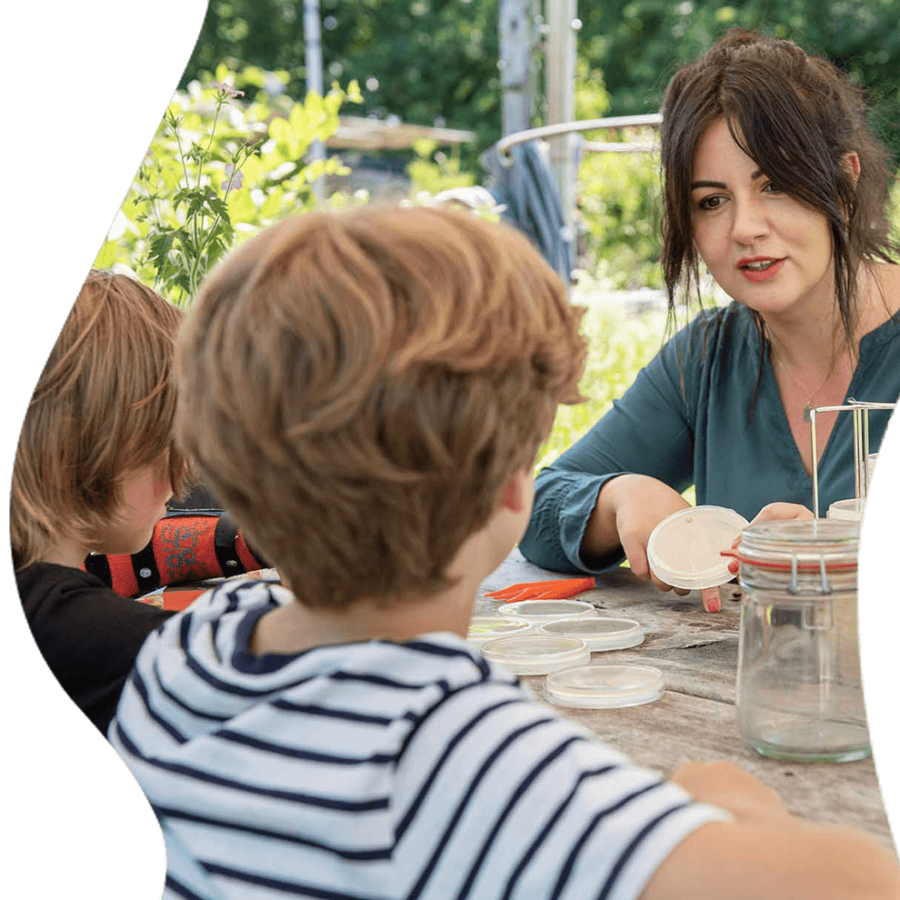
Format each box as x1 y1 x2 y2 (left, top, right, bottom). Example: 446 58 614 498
177 206 587 608
11 270 188 570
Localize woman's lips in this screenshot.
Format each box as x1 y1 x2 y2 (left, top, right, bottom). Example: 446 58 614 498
738 257 785 282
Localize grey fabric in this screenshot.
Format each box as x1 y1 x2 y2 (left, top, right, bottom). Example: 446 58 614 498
482 140 575 284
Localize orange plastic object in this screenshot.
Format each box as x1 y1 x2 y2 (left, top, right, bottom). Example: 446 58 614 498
484 576 596 603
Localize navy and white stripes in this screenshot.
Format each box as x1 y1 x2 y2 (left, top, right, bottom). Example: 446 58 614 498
111 581 727 900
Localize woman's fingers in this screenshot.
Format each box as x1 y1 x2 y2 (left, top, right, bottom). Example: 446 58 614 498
700 586 721 612
725 503 814 578
751 502 814 524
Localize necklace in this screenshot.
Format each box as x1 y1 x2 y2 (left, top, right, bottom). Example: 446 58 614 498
770 347 848 423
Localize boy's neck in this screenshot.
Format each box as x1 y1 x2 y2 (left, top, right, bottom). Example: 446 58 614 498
249 519 512 656
249 581 478 655
42 535 91 570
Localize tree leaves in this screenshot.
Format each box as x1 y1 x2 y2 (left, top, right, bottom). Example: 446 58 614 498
94 68 360 305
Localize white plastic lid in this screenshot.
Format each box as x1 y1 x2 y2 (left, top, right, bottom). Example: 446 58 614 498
866 453 881 493
537 616 644 651
466 616 532 646
545 664 665 709
647 505 749 590
481 635 591 675
499 599 597 623
827 498 865 522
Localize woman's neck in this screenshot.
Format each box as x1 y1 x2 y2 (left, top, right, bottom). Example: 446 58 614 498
764 261 899 372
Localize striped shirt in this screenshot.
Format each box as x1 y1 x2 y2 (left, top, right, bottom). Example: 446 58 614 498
111 580 728 900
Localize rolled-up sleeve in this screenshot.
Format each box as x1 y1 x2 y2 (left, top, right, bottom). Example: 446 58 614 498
520 312 709 574
519 469 626 573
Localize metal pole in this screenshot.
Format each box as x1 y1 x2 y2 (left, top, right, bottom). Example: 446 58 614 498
304 0 325 204
544 0 577 232
809 400 896 514
499 0 535 137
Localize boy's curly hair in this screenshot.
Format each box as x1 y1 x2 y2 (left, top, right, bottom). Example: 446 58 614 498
177 206 587 608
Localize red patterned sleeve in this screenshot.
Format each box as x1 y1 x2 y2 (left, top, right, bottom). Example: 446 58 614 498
84 512 269 599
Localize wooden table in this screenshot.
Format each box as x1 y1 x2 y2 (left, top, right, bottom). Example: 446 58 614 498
478 549 895 850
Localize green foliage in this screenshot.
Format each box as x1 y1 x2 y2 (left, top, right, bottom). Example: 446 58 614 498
577 0 900 168
406 138 476 197
184 1 900 171
577 138 663 290
571 63 663 288
96 65 363 304
890 174 900 245
537 302 668 470
574 58 611 121
182 0 503 169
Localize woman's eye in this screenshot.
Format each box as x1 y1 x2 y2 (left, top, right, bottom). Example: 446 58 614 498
698 195 723 211
764 181 785 194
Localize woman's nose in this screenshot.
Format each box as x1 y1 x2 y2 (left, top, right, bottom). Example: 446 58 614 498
731 197 770 245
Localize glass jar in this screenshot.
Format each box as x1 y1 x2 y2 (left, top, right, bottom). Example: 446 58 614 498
733 519 869 763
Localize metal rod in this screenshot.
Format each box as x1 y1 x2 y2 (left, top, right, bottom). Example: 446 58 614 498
808 400 896 515
581 140 658 154
810 407 820 517
852 406 863 500
494 113 663 160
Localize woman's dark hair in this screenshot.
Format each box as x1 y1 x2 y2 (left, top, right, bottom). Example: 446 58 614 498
660 28 898 345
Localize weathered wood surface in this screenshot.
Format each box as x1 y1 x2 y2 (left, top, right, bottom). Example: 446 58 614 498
478 550 895 849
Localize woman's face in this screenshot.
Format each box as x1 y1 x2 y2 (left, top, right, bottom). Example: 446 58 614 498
690 118 835 324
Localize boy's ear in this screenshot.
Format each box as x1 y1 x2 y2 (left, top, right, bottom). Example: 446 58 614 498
498 469 528 515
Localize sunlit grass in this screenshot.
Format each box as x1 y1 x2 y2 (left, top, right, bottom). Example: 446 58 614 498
536 297 703 515
536 301 670 470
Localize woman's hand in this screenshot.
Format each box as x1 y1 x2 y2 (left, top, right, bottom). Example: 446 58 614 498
583 474 725 604
750 502 815 525
726 502 815 577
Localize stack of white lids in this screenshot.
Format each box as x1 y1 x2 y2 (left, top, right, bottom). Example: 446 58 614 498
472 593 663 709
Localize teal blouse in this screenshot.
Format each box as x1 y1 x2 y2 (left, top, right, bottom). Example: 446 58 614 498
520 302 900 574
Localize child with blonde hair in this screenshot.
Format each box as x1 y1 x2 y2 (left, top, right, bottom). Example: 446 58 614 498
13 270 264 734
112 208 900 900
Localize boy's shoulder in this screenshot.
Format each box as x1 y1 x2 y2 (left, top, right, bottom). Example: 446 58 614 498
122 579 526 739
18 561 172 633
113 580 729 900
122 581 564 766
18 560 114 604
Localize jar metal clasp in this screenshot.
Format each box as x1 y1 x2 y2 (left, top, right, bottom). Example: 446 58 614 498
799 553 834 630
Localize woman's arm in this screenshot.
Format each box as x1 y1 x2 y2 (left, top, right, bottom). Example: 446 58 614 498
520 313 705 574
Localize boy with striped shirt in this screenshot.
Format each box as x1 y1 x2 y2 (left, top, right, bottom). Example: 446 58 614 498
112 207 900 900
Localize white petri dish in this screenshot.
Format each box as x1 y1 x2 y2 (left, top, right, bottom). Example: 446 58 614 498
545 664 666 709
647 506 748 590
500 599 597 623
466 616 532 646
481 635 591 675
537 616 645 652
827 498 865 522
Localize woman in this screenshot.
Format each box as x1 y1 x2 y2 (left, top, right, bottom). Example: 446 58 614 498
520 29 900 611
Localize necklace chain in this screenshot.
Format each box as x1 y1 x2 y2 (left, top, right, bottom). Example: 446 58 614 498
770 346 846 423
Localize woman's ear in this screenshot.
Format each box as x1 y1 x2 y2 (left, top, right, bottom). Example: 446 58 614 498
842 151 861 184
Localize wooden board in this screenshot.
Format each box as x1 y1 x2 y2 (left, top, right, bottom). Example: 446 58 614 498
478 550 895 849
